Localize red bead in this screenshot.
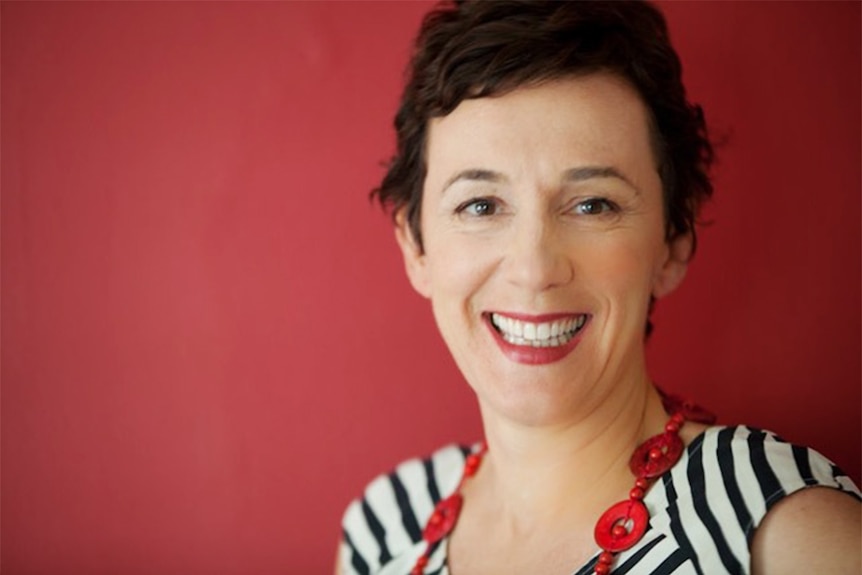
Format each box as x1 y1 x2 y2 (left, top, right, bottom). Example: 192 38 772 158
635 477 649 490
464 454 481 476
595 564 610 575
594 500 649 552
416 556 428 567
629 487 645 500
665 421 680 433
598 551 614 564
630 432 684 478
422 494 464 544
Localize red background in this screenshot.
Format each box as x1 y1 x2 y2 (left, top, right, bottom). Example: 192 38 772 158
2 2 859 574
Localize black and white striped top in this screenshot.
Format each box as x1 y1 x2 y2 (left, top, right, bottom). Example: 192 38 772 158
339 425 860 575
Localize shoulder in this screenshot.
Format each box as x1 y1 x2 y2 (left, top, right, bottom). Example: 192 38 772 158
338 443 474 575
712 427 862 575
751 486 861 574
642 425 859 574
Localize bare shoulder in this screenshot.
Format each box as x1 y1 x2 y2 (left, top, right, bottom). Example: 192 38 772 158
751 486 861 574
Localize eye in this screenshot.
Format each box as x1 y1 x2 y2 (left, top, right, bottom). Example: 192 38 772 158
456 197 498 217
574 198 617 215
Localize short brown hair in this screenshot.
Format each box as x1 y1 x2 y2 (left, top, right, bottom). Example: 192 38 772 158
373 0 714 254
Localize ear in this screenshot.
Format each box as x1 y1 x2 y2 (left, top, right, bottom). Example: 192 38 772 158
394 210 431 299
652 233 693 299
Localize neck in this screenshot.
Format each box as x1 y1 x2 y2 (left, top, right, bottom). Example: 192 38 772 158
470 377 668 531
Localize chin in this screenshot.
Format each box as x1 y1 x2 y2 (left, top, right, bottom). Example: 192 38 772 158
473 374 586 428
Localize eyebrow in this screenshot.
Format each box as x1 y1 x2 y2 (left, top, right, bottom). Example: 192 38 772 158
441 165 638 194
563 166 638 193
441 169 506 193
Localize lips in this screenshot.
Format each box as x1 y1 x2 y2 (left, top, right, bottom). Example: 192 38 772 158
485 312 589 365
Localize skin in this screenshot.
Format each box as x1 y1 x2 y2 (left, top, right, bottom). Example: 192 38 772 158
400 72 693 573
403 73 689 431
751 487 861 574
335 73 861 573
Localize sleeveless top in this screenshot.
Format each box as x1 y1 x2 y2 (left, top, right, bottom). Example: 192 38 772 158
339 425 860 575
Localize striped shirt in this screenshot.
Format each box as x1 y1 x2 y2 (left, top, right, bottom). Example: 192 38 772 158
339 425 860 575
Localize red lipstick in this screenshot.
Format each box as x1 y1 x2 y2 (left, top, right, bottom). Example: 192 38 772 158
484 313 588 365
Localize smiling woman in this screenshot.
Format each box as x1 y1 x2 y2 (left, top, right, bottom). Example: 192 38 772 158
2 1 858 573
336 2 860 575
401 75 682 428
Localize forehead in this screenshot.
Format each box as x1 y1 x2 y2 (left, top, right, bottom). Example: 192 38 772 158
424 73 659 188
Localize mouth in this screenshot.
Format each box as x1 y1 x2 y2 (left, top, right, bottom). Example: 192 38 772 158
488 312 589 348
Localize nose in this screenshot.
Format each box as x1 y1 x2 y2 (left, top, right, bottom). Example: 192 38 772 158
501 213 574 292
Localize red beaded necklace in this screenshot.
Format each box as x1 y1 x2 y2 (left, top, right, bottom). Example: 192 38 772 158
410 392 715 575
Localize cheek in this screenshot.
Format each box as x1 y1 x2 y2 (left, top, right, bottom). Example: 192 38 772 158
424 241 496 363
425 236 495 305
581 238 662 301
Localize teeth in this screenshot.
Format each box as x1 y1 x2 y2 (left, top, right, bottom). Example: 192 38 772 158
511 319 523 337
490 313 587 348
536 323 550 339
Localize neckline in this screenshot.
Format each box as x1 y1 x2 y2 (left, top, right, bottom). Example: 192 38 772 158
433 424 720 575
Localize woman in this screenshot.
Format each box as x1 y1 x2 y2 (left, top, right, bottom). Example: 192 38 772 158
338 2 861 574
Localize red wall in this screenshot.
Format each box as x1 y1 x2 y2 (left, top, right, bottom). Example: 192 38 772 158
2 2 859 573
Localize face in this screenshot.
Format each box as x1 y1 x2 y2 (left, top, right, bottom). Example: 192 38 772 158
396 74 691 427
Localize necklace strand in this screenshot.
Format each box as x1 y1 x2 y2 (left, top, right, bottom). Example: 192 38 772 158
411 392 715 575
